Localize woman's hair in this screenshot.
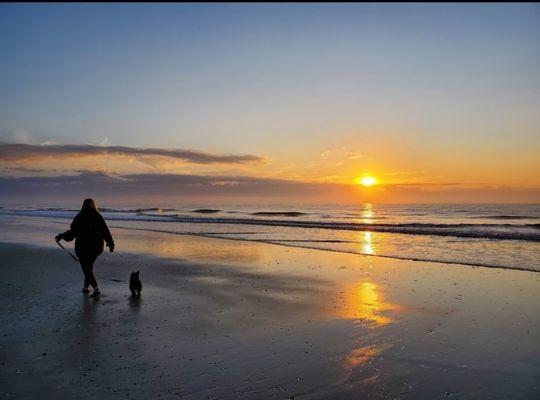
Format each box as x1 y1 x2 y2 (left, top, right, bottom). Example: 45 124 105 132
81 198 98 213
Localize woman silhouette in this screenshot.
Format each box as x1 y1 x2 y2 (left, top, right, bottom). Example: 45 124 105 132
56 199 115 297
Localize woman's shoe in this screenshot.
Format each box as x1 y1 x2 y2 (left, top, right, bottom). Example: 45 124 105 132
90 289 101 298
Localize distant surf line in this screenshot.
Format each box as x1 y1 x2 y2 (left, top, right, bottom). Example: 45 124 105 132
2 209 539 242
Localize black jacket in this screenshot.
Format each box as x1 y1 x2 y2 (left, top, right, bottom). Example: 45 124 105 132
61 210 114 258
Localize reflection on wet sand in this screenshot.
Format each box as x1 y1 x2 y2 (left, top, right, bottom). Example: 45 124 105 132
339 282 400 375
338 282 400 326
346 344 391 368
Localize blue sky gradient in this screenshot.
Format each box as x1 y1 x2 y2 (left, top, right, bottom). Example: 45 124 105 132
0 4 539 202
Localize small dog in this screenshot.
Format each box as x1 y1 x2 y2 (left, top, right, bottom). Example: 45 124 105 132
129 271 142 297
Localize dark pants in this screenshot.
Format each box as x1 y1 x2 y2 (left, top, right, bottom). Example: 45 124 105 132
79 254 98 288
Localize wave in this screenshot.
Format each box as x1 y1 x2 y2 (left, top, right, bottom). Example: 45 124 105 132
2 209 539 242
474 215 538 220
100 207 178 213
164 217 538 241
192 209 221 214
35 207 79 212
251 211 308 217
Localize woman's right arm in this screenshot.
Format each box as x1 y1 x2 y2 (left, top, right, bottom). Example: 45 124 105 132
56 215 79 241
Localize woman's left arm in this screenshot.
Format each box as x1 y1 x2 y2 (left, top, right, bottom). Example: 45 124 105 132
99 214 115 252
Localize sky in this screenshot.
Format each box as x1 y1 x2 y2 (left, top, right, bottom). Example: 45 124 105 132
0 3 539 204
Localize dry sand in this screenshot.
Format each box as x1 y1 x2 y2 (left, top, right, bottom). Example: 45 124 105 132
0 217 539 399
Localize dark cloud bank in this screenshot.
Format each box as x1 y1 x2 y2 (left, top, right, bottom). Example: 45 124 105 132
0 143 264 164
1 171 538 203
0 172 347 199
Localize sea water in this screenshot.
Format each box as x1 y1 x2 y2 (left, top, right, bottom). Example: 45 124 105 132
1 203 539 272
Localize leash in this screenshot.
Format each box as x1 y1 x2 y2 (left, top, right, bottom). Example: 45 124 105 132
55 240 79 262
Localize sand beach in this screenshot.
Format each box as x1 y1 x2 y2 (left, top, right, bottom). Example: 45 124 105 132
1 216 539 399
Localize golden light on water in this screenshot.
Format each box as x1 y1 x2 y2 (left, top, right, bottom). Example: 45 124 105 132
361 203 374 223
361 231 375 255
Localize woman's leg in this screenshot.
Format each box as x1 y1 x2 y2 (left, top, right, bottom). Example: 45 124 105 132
86 255 98 289
83 266 89 290
80 255 98 289
80 258 90 290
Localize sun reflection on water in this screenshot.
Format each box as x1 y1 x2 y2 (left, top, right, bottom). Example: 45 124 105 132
358 204 377 254
361 231 375 255
360 203 374 224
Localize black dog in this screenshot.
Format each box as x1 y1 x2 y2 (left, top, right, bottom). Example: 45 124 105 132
129 271 142 297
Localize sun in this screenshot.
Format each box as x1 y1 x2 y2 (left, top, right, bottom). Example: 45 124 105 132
357 176 377 187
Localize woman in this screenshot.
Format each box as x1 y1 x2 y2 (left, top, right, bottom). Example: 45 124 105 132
56 199 115 297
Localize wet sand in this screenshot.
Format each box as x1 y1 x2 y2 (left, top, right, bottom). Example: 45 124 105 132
0 217 539 399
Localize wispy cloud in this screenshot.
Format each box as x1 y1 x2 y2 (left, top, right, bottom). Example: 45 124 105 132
0 143 265 165
346 152 365 160
320 147 366 161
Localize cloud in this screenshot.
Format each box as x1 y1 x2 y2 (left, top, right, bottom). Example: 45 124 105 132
0 143 265 165
0 171 538 203
346 152 365 160
0 171 352 201
320 148 366 161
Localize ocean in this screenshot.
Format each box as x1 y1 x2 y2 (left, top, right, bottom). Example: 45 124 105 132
1 203 539 272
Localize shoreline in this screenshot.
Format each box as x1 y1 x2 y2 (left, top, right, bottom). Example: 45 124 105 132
4 215 540 273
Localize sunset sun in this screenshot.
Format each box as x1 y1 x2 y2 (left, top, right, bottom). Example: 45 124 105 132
357 176 377 187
